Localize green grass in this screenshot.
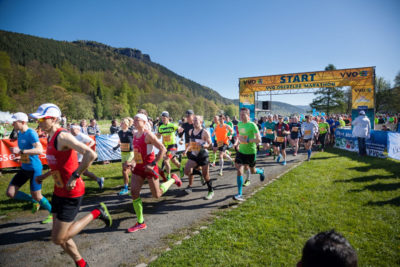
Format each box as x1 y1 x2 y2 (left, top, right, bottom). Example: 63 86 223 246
150 148 400 267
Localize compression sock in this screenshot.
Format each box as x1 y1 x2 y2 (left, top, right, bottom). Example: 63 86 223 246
124 184 128 190
91 208 101 219
307 149 312 159
212 152 217 164
160 179 175 194
167 173 171 180
225 153 233 162
133 198 144 224
75 258 87 267
219 159 224 171
39 196 52 213
14 191 35 203
246 169 250 181
256 168 263 174
237 176 243 195
206 180 213 192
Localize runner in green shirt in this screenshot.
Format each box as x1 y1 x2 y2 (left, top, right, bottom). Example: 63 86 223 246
232 108 265 201
317 117 330 152
157 111 183 179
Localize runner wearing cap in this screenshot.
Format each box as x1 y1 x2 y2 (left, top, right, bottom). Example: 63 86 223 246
6 112 53 224
211 114 234 176
31 103 112 267
302 115 317 161
113 118 134 195
183 115 214 200
233 108 265 201
157 111 184 178
70 125 104 189
288 115 302 156
274 115 290 166
128 113 182 233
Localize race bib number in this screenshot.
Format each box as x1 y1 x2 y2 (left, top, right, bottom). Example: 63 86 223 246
276 136 285 143
305 130 311 135
266 129 273 134
163 135 172 143
52 170 64 188
320 127 326 132
239 136 248 144
20 154 30 164
190 141 201 152
292 127 298 132
133 148 143 164
217 140 225 147
120 143 130 152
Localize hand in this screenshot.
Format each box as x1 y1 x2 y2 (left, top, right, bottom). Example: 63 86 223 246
179 140 184 145
145 164 155 173
11 147 21 154
113 146 119 151
13 156 21 162
66 177 77 191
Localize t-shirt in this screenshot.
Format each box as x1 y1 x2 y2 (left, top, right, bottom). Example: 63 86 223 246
289 122 302 139
275 123 290 137
87 125 100 136
238 121 259 155
226 121 233 137
302 122 316 139
18 128 42 171
318 122 329 134
74 132 93 162
110 125 120 135
261 121 276 139
158 122 179 147
179 122 194 144
118 130 134 152
339 120 346 127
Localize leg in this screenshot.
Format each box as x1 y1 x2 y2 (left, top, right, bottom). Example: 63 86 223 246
184 159 197 187
52 219 83 262
83 169 99 181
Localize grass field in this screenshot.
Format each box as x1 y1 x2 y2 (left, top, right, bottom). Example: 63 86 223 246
149 148 400 266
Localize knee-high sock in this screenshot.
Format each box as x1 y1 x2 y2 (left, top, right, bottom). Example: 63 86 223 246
256 168 263 174
133 198 144 224
219 159 224 171
212 151 217 163
237 176 243 195
15 191 36 203
160 179 175 194
245 169 250 181
307 149 312 159
39 196 52 213
206 180 213 192
225 153 233 162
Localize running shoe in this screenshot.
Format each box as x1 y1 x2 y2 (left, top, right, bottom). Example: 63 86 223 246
282 161 287 166
179 167 184 179
98 202 112 227
307 157 311 162
128 222 147 233
205 190 214 200
259 168 265 182
184 186 192 194
210 162 216 167
98 177 105 190
171 173 182 187
233 194 244 201
219 170 223 176
118 187 129 196
273 155 276 160
293 152 297 156
276 155 281 163
32 202 40 214
41 214 53 224
243 179 251 187
200 175 206 185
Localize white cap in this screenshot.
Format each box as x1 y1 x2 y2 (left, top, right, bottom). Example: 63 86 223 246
30 103 62 119
134 113 148 122
359 110 366 115
11 112 29 122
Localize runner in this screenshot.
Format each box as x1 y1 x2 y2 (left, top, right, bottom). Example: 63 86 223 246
233 108 265 201
31 103 112 267
113 118 134 195
209 115 219 167
127 113 182 233
261 114 276 157
157 111 184 178
70 125 104 189
317 117 330 152
302 115 317 161
211 115 234 176
6 112 53 224
288 115 302 156
274 115 290 165
183 115 214 200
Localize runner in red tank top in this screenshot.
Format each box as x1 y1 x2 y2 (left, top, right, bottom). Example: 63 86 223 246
127 113 182 233
31 103 112 267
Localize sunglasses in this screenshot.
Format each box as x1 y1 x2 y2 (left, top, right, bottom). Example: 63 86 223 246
37 116 53 122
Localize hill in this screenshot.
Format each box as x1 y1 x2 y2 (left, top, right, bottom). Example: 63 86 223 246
232 100 309 116
0 30 235 120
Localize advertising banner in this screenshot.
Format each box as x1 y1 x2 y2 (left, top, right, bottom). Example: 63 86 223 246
352 86 375 109
334 129 358 152
239 92 255 119
387 132 400 160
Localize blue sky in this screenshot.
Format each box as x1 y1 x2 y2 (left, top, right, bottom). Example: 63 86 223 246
0 0 399 105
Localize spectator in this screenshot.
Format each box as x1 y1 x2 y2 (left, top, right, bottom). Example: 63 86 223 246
80 119 88 135
381 125 390 131
298 230 358 267
110 119 120 135
87 119 101 136
232 116 239 126
352 110 371 156
60 114 67 128
0 123 6 139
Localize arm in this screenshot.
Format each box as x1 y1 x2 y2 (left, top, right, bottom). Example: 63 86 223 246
35 170 52 184
145 131 166 170
201 129 212 149
12 141 43 155
250 131 261 144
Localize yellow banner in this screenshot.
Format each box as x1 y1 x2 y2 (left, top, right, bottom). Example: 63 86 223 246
239 92 254 105
239 67 375 94
352 86 374 109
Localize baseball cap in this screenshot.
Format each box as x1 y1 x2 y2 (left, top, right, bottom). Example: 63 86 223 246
161 111 169 117
186 109 194 115
134 113 148 122
30 103 61 119
359 110 366 115
11 112 28 122
278 115 283 119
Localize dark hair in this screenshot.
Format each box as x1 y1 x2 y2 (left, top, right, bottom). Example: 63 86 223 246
240 107 250 114
301 230 357 267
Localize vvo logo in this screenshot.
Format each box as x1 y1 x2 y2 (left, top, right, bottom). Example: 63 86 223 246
340 71 368 78
242 79 263 85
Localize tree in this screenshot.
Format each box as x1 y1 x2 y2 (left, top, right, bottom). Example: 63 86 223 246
310 64 345 115
375 76 391 112
394 71 400 88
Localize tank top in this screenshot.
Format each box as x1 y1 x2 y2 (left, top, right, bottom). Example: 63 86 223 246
46 128 85 198
215 124 229 146
189 128 208 157
132 130 155 169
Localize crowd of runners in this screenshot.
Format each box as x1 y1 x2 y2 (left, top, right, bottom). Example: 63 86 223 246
5 102 352 266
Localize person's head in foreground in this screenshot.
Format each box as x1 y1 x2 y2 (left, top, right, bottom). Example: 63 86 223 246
298 230 358 267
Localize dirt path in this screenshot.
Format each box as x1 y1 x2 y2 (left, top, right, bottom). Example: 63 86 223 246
0 153 306 267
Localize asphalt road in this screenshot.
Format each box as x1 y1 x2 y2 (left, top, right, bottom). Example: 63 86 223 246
0 151 307 267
